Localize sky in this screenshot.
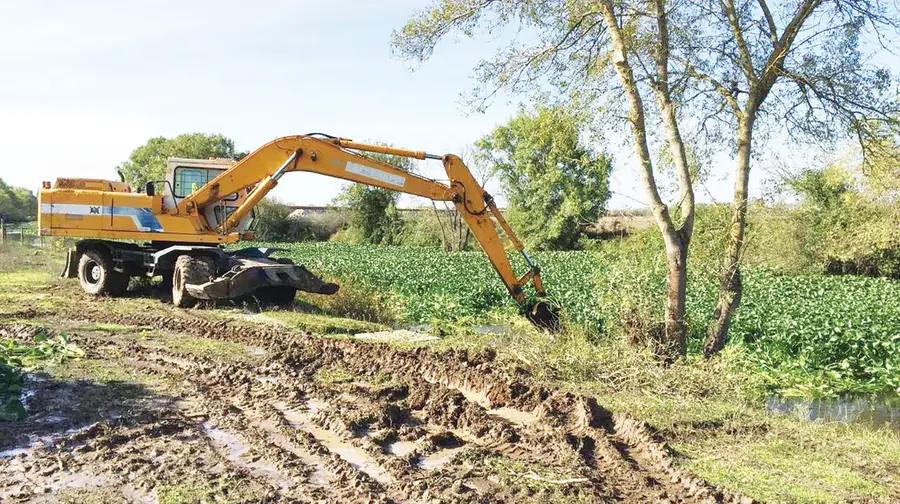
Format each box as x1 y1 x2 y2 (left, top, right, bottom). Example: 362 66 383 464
0 1 892 210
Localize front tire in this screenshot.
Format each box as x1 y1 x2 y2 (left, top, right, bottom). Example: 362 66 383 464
172 255 215 308
78 249 129 296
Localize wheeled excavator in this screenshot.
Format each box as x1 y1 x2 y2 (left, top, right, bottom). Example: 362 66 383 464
37 134 558 327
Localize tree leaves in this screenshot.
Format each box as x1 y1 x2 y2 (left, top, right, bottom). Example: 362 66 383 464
117 133 238 190
0 178 37 223
474 105 612 250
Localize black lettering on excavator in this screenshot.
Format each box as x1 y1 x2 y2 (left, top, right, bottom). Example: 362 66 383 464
89 206 100 215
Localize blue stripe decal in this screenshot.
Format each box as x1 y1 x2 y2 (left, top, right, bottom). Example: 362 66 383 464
111 207 164 232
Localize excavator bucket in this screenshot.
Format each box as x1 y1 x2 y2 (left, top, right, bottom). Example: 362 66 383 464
525 300 562 331
185 256 339 301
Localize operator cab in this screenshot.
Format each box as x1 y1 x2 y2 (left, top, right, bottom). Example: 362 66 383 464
158 158 255 233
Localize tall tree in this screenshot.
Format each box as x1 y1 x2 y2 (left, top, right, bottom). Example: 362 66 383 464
670 0 900 355
394 0 696 355
474 104 612 250
118 133 239 189
0 179 37 223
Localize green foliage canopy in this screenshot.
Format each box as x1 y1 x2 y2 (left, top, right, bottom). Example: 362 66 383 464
789 157 900 278
0 178 37 223
475 105 612 250
118 133 240 189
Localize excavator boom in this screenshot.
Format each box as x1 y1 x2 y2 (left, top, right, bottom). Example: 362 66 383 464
38 134 558 327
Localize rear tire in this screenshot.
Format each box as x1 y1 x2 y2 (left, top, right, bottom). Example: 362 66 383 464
172 255 215 308
78 249 129 296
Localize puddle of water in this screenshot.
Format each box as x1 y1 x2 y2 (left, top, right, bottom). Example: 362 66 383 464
487 407 538 427
385 439 417 457
247 346 267 357
275 402 393 485
37 414 68 425
354 330 440 344
767 397 900 431
416 446 466 470
202 422 249 459
472 325 509 335
306 398 328 412
426 376 538 427
20 376 37 410
202 422 294 490
0 423 93 458
0 447 30 458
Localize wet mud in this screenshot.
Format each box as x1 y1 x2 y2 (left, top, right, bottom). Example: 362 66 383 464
0 301 758 503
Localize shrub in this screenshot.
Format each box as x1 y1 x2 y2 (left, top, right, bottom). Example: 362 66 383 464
253 198 325 242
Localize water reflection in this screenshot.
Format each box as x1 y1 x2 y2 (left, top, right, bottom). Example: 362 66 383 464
766 396 900 430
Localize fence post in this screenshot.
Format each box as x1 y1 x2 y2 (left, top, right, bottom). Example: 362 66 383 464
20 225 25 244
0 219 4 245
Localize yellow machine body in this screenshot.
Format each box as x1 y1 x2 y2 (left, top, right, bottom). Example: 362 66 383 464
38 134 552 321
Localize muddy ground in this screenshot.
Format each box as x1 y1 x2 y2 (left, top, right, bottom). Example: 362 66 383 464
0 281 757 503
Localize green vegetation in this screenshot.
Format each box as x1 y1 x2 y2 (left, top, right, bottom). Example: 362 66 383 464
271 241 900 398
0 178 36 223
117 133 245 189
314 364 355 385
331 150 414 246
474 104 612 250
253 198 340 242
0 331 84 420
789 156 900 279
158 478 265 504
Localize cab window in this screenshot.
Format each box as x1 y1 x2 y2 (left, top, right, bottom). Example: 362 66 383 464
173 167 238 200
174 167 206 197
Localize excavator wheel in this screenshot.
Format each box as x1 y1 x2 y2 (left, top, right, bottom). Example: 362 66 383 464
78 248 129 297
526 300 562 332
172 255 215 308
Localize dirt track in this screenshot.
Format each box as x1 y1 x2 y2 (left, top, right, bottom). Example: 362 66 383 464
0 293 756 503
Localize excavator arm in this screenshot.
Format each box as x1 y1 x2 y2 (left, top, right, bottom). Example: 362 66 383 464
177 134 555 325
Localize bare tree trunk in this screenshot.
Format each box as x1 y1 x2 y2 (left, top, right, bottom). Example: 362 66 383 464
600 0 686 356
705 112 755 356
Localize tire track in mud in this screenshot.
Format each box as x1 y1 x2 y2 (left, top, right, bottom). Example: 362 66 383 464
2 306 757 503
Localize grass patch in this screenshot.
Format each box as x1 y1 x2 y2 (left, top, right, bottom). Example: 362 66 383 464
0 243 64 273
681 418 899 503
158 477 266 504
264 310 388 335
461 448 594 503
0 270 55 289
293 277 400 326
52 358 153 385
314 364 355 385
153 333 251 362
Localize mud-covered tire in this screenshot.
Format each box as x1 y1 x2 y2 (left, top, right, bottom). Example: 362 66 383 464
254 286 297 308
172 255 215 308
78 249 129 296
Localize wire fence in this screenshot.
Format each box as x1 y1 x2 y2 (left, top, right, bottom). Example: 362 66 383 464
0 220 43 247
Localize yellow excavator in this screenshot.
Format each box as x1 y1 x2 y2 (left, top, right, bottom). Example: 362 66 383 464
37 134 557 326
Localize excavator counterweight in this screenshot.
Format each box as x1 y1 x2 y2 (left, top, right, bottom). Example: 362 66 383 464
38 133 558 328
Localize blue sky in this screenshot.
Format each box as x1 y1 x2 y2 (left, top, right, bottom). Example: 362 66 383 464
1 0 667 209
0 1 523 207
0 1 891 210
